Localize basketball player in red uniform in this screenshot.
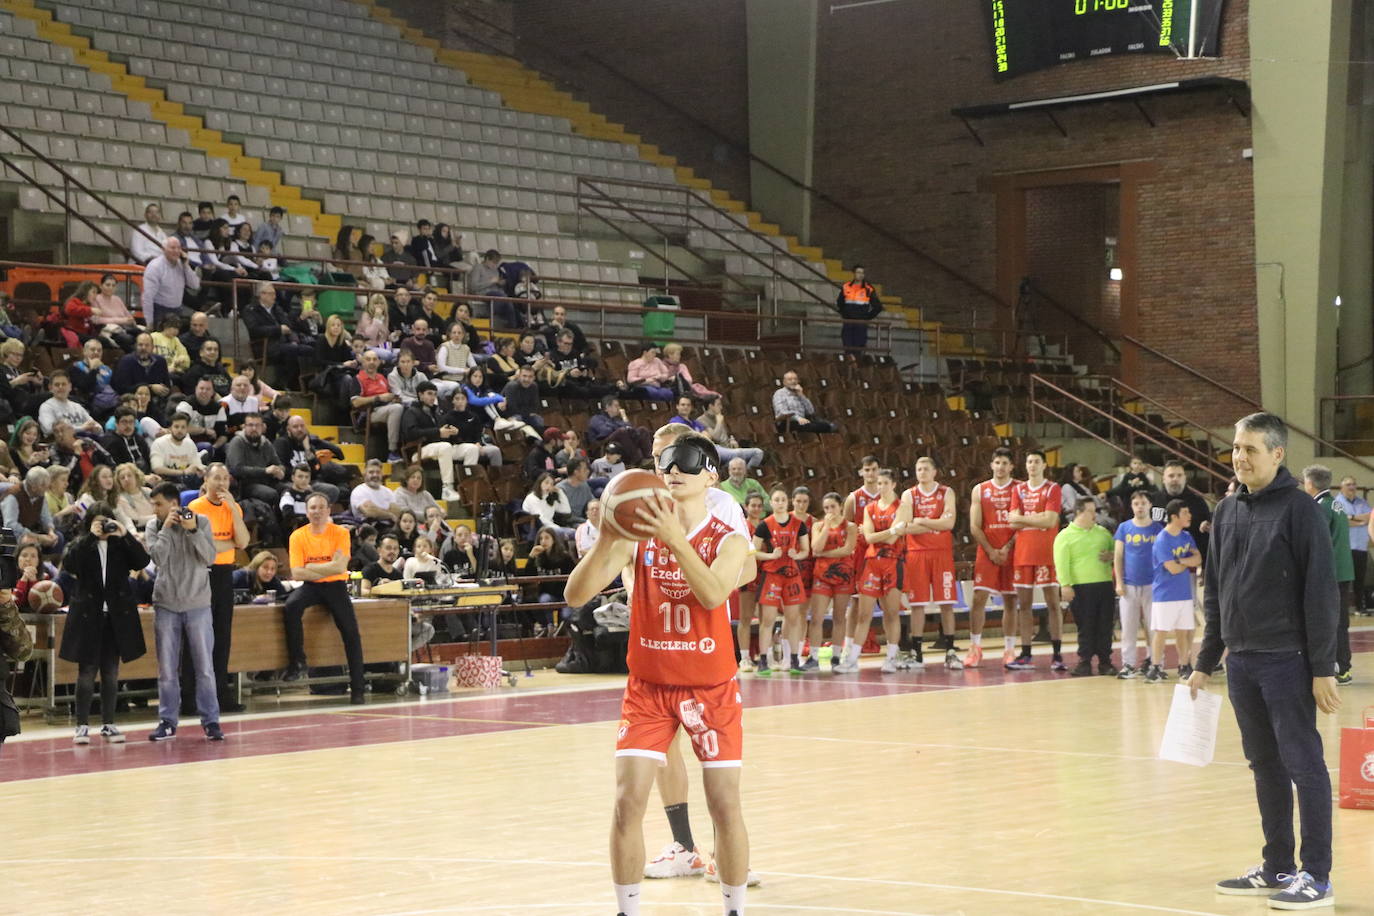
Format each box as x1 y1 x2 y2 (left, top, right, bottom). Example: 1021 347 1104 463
839 456 881 669
566 433 752 916
808 492 857 672
1007 448 1067 671
752 487 809 675
857 468 907 673
736 493 766 675
790 486 818 666
895 456 961 670
967 447 1018 668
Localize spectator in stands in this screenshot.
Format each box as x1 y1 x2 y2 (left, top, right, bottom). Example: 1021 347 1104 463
697 395 763 469
112 332 172 402
189 201 214 239
387 286 414 335
149 415 205 490
836 265 883 352
356 233 389 290
553 428 591 475
8 417 50 478
661 343 719 399
524 429 559 483
3 467 60 554
515 331 551 367
484 336 519 389
92 272 141 351
523 472 575 539
126 385 165 442
279 464 314 533
234 550 285 598
434 224 471 282
450 300 484 352
541 331 615 400
251 206 286 251
1060 464 1113 530
150 318 190 378
500 364 545 432
171 211 207 282
1108 455 1155 507
113 462 155 526
1334 475 1370 619
558 458 595 523
333 225 362 270
181 339 233 397
52 281 96 347
384 232 420 289
59 507 149 744
221 375 260 435
221 195 246 228
13 542 56 609
387 348 431 414
0 339 44 419
70 339 118 421
241 282 315 386
392 510 420 554
282 493 367 705
172 384 230 459
201 221 249 309
400 317 441 379
586 395 652 465
350 459 399 524
539 305 588 356
442 388 502 467
226 412 287 506
772 370 837 433
574 499 602 558
313 313 358 394
360 534 404 596
392 465 441 520
397 382 462 502
436 321 473 388
1150 459 1212 558
38 372 102 436
407 219 439 273
626 342 676 400
591 441 626 479
179 312 216 364
103 409 153 478
44 466 78 535
527 527 574 636
275 415 349 499
142 237 202 330
75 464 135 541
357 294 395 352
463 365 537 442
51 420 114 494
468 249 505 300
408 291 449 344
351 349 406 462
130 202 168 265
719 456 768 506
238 362 276 411
668 396 704 431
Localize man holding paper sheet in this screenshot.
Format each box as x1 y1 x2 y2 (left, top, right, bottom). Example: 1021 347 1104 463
1189 412 1341 910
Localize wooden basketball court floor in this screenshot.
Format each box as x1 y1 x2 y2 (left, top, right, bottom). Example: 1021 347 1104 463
2 629 1373 916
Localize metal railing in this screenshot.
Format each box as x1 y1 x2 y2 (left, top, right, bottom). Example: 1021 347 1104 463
1090 375 1234 479
1320 395 1374 457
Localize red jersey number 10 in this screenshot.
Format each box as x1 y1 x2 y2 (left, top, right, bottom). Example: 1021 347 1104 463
660 601 691 635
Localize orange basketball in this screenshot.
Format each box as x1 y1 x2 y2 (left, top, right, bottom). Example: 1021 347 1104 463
598 469 671 541
27 580 64 612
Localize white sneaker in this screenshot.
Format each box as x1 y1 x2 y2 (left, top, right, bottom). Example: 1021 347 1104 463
441 486 461 502
834 659 859 673
73 725 90 745
944 649 964 671
704 860 761 886
880 657 899 674
643 842 706 879
100 724 125 743
900 652 925 670
738 657 755 673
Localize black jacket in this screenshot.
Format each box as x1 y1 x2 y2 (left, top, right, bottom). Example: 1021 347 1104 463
442 406 489 444
274 433 344 474
399 401 444 444
57 531 152 665
1150 486 1213 558
1197 466 1340 675
102 430 152 473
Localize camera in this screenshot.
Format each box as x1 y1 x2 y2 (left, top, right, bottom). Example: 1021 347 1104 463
177 508 195 521
101 521 120 535
0 527 16 591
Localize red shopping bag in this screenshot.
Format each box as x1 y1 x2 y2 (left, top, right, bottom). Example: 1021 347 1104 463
1338 706 1374 810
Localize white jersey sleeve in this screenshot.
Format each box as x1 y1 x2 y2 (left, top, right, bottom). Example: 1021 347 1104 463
707 487 751 539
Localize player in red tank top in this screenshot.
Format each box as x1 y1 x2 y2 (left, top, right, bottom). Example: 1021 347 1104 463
841 456 881 672
565 434 752 915
854 468 907 673
809 491 858 672
790 486 816 604
966 447 1019 668
735 492 767 676
1007 448 1066 671
752 487 810 675
895 456 959 670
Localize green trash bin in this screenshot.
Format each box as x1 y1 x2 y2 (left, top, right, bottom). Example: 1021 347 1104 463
278 263 316 286
641 294 680 344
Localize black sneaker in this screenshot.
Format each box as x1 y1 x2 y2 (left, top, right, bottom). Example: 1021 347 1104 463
282 661 308 681
1216 864 1289 896
1069 660 1094 677
1266 871 1333 909
1098 663 1119 677
148 720 177 742
204 722 225 741
1178 664 1194 681
1144 665 1166 683
1116 664 1139 680
1335 669 1353 686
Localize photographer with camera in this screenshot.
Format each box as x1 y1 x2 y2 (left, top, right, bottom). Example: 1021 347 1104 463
58 508 150 744
145 483 222 741
1 527 34 750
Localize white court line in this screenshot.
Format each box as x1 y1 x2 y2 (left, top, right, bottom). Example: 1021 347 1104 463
377 905 941 915
2 854 1226 916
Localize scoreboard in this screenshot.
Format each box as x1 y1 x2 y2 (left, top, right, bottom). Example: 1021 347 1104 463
986 1 1225 80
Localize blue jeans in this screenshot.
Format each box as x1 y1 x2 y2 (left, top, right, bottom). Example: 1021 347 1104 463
718 446 764 469
1226 650 1332 882
155 605 220 726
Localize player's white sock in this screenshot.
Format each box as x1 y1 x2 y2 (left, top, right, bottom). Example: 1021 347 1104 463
721 881 748 914
885 643 898 660
847 642 862 664
614 882 642 915
1004 635 1016 653
780 638 792 662
842 636 853 657
970 633 982 647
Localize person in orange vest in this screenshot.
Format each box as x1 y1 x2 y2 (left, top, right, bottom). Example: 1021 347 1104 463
836 265 883 352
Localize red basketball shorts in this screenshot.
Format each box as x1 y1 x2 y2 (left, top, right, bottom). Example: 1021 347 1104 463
756 571 804 608
811 560 855 597
1013 563 1058 589
858 555 901 598
903 551 957 604
974 546 1017 594
616 676 743 767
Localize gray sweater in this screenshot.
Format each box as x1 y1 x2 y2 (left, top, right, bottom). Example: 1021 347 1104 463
226 432 282 487
146 513 217 611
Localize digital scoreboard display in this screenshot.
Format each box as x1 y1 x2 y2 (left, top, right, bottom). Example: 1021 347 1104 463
986 1 1224 80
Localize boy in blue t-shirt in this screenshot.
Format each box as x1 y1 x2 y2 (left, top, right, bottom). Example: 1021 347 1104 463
1146 499 1202 683
1113 490 1164 678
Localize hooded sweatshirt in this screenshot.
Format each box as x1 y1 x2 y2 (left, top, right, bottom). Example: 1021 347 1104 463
1197 466 1339 675
146 513 217 611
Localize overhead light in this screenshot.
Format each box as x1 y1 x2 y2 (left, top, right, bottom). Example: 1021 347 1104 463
1109 268 1123 281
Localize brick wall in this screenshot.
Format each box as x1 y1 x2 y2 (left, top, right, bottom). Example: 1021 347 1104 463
1024 184 1112 367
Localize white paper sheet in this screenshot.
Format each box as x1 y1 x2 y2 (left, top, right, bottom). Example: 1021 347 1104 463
1158 683 1222 767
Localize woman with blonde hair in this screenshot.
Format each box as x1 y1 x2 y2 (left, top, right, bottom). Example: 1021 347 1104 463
660 342 719 399
356 293 394 349
232 550 285 597
113 462 155 528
